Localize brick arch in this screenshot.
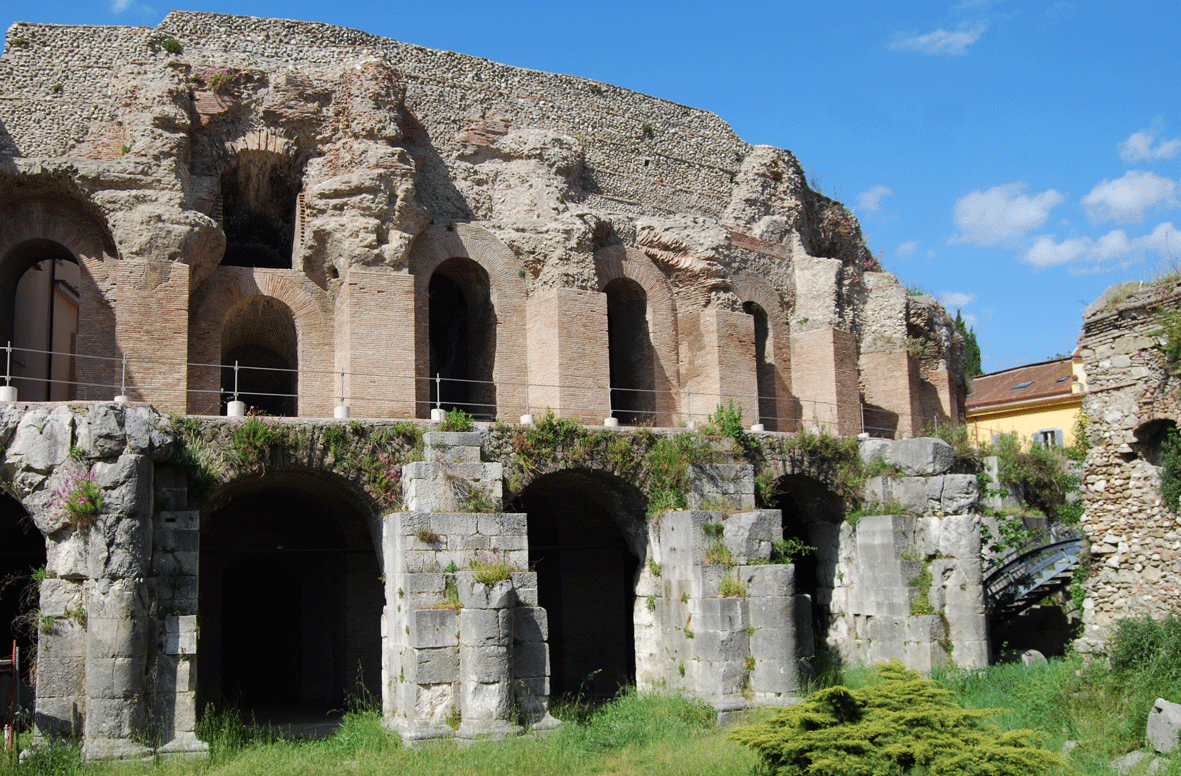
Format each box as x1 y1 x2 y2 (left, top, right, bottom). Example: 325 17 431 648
0 198 118 401
730 272 797 431
409 224 528 418
188 268 334 416
594 247 679 424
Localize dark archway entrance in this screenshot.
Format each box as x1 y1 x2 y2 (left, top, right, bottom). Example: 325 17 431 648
2 240 80 401
0 494 45 713
517 470 643 699
605 278 655 424
428 257 496 419
219 150 301 269
743 301 777 430
220 296 298 417
771 474 845 652
197 471 382 721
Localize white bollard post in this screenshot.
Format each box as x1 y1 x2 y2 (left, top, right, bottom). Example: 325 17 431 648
227 400 246 417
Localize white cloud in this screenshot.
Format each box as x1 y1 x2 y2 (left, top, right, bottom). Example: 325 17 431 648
962 312 980 328
890 23 987 55
1023 235 1091 268
897 240 917 257
940 291 976 308
111 0 132 11
1081 170 1176 225
1021 221 1179 270
1119 124 1181 162
857 185 893 212
952 183 1064 246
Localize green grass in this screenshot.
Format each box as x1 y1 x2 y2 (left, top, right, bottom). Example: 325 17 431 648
0 692 756 776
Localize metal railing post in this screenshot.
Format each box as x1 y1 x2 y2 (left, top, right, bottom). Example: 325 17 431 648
435 373 441 411
4 341 10 386
234 360 240 402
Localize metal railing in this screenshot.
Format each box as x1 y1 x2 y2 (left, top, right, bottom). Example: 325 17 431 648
984 537 1085 616
0 341 1021 439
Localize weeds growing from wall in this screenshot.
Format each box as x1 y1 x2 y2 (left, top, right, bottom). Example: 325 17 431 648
53 470 102 530
438 407 475 432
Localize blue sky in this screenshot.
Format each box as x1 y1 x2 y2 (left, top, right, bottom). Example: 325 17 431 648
4 1 1179 372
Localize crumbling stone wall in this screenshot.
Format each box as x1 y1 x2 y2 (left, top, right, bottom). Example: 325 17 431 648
1075 280 1181 651
1 12 962 433
0 403 991 755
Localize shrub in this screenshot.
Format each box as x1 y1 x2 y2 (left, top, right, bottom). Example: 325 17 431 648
729 660 1062 776
229 412 283 467
1160 427 1181 512
160 37 182 54
438 407 475 432
705 400 746 446
771 537 815 565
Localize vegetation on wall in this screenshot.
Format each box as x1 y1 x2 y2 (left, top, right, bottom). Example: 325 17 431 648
955 309 983 379
168 415 423 512
1158 426 1181 513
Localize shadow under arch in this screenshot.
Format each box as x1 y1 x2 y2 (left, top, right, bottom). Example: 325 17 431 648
219 295 298 416
197 467 384 721
0 491 45 710
513 468 647 700
769 473 846 651
428 257 495 417
410 223 527 420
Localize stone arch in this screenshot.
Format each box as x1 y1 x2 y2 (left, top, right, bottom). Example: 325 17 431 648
1129 417 1178 465
514 468 647 699
763 466 846 648
410 224 527 419
220 295 299 416
197 465 383 716
188 268 333 416
0 199 117 401
594 247 679 425
731 273 797 431
217 132 302 270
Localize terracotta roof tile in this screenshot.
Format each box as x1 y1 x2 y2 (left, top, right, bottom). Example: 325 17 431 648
965 357 1078 411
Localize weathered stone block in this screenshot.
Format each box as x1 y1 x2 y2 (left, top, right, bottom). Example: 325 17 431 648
886 438 954 475
458 577 515 610
744 565 793 598
405 647 459 685
514 641 550 678
409 608 459 649
459 608 511 646
462 645 511 681
423 431 482 448
163 614 197 655
1148 698 1181 754
513 606 548 642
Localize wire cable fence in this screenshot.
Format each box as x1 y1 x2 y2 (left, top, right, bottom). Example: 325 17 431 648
0 341 1067 444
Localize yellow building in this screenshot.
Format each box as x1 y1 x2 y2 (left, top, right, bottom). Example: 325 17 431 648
965 351 1087 448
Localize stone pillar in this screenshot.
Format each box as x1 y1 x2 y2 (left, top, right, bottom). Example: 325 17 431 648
336 269 416 418
683 308 758 426
114 258 189 412
791 327 861 436
861 351 923 438
526 288 610 422
456 577 519 739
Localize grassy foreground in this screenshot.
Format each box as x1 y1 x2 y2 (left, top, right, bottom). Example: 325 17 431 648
7 618 1181 776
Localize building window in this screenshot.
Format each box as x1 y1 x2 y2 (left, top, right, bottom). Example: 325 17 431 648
1033 428 1063 447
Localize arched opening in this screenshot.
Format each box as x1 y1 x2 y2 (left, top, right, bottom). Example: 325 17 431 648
605 278 655 424
219 150 301 269
1130 418 1178 465
220 296 298 417
517 470 643 700
428 258 496 419
0 494 45 715
197 471 382 723
770 474 845 653
743 301 777 431
1 240 80 401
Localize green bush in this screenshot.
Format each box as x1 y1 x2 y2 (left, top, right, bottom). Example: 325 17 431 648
730 660 1062 776
438 407 475 432
1160 427 1181 512
705 400 746 445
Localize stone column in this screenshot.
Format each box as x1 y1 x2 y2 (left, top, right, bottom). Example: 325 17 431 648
456 576 518 739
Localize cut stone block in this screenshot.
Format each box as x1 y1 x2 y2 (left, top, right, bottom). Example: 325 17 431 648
1149 698 1181 754
885 437 954 475
409 608 459 649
